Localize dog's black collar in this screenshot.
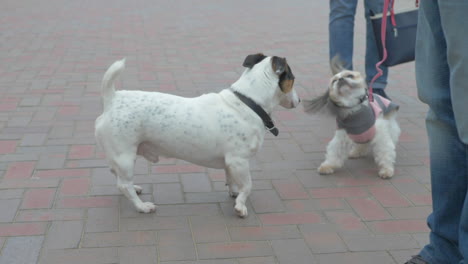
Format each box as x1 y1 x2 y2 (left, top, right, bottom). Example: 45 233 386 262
232 90 279 136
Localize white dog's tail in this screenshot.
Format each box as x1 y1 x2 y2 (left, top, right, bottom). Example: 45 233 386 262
101 58 126 110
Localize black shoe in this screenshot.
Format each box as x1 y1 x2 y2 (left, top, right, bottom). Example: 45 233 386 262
372 88 390 100
405 255 428 264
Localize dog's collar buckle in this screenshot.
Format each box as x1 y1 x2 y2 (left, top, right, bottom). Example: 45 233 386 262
231 90 279 137
266 125 279 136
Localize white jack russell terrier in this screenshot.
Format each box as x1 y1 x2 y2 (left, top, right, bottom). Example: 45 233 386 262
95 53 300 217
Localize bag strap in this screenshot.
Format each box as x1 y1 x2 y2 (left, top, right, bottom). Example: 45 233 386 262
368 0 392 102
368 0 419 102
390 0 397 28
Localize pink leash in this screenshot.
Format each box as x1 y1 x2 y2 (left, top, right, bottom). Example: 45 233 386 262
368 0 394 102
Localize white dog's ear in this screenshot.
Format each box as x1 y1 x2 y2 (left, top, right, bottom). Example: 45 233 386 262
243 53 267 68
330 55 346 75
303 90 331 114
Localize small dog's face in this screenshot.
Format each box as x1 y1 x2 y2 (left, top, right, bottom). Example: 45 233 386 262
328 69 367 108
303 56 367 114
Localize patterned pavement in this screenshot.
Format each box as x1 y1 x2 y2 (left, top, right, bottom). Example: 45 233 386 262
0 0 429 263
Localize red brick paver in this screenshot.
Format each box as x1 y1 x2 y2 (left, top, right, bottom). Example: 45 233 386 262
0 0 427 263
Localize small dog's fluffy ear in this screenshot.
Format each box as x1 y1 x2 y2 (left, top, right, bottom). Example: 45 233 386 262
330 55 346 75
303 91 330 114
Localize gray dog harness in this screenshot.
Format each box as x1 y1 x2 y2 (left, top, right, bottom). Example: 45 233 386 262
336 94 399 143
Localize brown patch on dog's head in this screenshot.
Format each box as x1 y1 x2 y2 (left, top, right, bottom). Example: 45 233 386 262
242 53 267 68
272 56 295 93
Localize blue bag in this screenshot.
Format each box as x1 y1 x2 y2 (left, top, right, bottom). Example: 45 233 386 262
370 7 418 67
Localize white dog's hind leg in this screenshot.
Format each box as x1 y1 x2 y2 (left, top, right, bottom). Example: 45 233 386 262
113 153 156 213
133 185 143 195
225 156 251 218
225 168 239 198
318 130 351 174
372 121 397 179
112 169 142 194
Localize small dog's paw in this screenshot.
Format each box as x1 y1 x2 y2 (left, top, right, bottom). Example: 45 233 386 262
229 191 239 198
378 168 394 179
318 164 334 175
234 204 248 218
134 185 143 195
137 202 157 213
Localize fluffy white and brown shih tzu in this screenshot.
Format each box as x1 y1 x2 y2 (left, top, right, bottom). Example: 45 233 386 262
303 56 400 179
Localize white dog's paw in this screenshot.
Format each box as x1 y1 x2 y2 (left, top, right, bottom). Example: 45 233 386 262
234 204 248 218
229 191 239 198
318 164 335 175
134 185 143 195
136 202 157 213
378 167 394 179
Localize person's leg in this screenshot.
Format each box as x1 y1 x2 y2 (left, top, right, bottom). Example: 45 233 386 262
420 97 467 264
329 0 358 70
438 0 468 261
438 1 468 147
363 0 388 97
416 1 467 263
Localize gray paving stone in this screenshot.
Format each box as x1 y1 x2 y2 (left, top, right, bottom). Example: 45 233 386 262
249 189 285 213
119 246 158 264
0 199 20 222
39 248 119 264
271 239 317 264
316 252 395 264
44 220 83 249
120 216 189 231
341 233 420 251
158 229 197 261
197 241 273 259
156 204 221 217
86 207 119 232
190 215 230 243
82 231 156 247
154 183 184 204
160 261 237 264
237 257 278 264
181 173 212 192
0 236 44 264
0 190 23 200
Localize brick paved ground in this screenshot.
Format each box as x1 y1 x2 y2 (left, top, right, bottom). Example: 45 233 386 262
0 0 428 263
